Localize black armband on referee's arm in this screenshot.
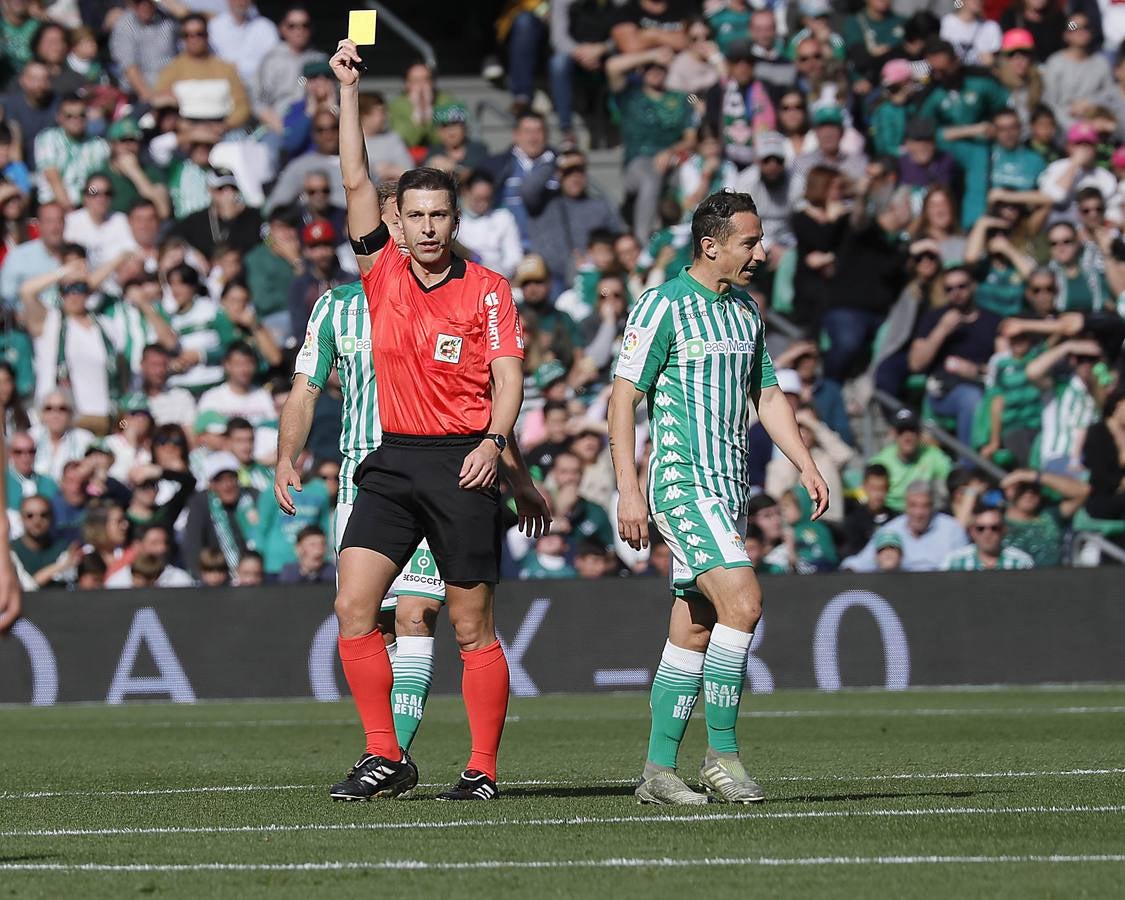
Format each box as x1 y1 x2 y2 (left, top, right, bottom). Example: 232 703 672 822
350 222 390 257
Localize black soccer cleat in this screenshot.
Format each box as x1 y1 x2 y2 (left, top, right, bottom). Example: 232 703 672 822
435 769 500 801
329 750 418 801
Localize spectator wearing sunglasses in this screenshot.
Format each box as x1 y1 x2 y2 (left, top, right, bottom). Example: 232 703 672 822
33 92 110 211
908 265 1003 451
522 149 623 289
1045 220 1124 312
12 495 77 588
154 14 251 133
942 501 1033 570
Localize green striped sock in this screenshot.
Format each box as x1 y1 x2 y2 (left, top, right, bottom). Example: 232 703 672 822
391 636 434 751
703 624 752 755
646 641 705 770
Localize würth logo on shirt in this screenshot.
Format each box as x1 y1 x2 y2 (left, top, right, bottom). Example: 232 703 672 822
484 291 501 351
434 334 463 364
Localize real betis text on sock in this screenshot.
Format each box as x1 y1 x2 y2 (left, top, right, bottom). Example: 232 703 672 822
646 640 705 770
702 623 753 754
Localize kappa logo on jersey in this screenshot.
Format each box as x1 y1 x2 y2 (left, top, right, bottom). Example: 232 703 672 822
693 549 712 566
685 533 705 548
663 485 686 502
686 337 755 359
434 333 463 364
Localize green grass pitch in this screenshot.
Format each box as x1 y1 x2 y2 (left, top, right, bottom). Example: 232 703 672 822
1 688 1123 898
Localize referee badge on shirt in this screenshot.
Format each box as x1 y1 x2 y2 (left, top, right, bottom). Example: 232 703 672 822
434 334 463 364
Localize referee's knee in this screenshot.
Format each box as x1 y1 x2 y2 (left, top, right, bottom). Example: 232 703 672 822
334 590 379 638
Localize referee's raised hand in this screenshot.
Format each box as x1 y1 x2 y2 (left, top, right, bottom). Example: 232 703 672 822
330 39 363 87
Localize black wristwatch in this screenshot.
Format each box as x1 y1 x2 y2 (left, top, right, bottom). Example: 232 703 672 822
483 433 507 452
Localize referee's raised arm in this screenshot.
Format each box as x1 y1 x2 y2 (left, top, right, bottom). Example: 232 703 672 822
330 39 384 274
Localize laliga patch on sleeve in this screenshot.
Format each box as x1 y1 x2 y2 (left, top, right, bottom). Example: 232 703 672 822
348 10 378 45
618 327 645 363
434 333 463 364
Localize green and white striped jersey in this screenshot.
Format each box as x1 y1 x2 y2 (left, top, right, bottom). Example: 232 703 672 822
615 267 777 515
293 282 380 505
1039 374 1098 467
942 545 1034 571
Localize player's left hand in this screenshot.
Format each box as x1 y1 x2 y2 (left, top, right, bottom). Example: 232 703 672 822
459 441 500 490
0 554 22 633
801 467 830 521
513 481 552 539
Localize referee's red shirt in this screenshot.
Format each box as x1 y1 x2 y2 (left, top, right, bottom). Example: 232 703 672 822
361 249 524 436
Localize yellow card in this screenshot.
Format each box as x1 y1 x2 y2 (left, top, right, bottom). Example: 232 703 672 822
348 10 378 45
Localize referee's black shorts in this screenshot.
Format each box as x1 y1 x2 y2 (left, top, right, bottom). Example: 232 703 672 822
340 433 502 584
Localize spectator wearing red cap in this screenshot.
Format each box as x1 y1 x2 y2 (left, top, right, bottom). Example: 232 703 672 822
1042 11 1111 133
868 58 915 157
288 218 347 339
995 29 1042 136
1038 122 1117 220
999 0 1067 62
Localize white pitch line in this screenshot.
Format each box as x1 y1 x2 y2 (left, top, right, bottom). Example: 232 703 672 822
2 855 1124 873
6 705 1124 731
1 767 1123 801
2 804 1122 840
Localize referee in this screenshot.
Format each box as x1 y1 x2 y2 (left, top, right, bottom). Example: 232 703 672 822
327 39 550 802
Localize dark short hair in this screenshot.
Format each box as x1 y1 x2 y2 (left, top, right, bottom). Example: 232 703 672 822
225 416 253 435
182 13 207 31
168 263 201 288
1076 186 1105 205
141 343 170 359
239 550 264 566
904 10 940 43
691 190 759 259
514 110 546 130
744 523 765 543
376 178 399 206
396 166 457 212
575 538 606 558
587 228 618 249
296 524 326 543
543 399 568 416
222 341 257 363
747 493 778 516
924 37 956 58
864 463 890 482
1030 104 1056 124
462 169 494 192
942 264 974 282
77 551 107 578
128 198 157 216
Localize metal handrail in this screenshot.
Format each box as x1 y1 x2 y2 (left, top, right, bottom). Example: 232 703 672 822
872 388 1008 481
1070 531 1125 565
366 3 436 70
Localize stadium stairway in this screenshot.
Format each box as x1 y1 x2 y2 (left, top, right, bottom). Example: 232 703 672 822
359 74 626 203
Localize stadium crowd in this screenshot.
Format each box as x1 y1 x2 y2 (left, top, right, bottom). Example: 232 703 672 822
1 0 1124 592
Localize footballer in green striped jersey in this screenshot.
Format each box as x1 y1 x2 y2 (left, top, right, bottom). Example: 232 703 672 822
608 191 829 806
290 286 446 603
275 182 443 754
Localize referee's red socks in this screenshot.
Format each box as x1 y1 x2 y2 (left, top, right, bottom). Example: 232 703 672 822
338 630 401 761
461 639 510 780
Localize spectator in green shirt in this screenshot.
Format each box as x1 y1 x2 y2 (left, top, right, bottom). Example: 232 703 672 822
606 46 697 240
706 0 751 55
919 38 1010 229
868 409 953 513
0 0 40 76
11 494 74 589
94 118 171 220
386 61 458 150
988 108 1046 194
982 327 1042 465
244 206 302 337
1000 469 1089 568
964 212 1036 317
841 0 904 86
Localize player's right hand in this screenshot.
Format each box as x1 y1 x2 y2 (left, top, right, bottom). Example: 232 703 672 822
330 39 363 87
617 491 650 551
274 459 302 516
